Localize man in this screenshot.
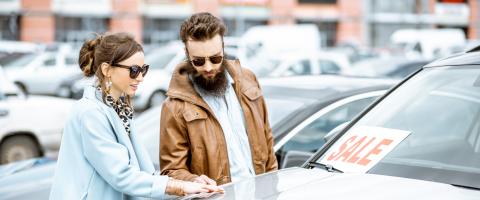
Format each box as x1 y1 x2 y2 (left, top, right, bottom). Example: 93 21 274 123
159 12 278 185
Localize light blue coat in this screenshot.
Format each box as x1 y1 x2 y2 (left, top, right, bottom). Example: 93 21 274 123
49 85 168 200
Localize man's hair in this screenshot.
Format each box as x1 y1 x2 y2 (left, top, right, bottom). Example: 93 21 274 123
180 12 226 44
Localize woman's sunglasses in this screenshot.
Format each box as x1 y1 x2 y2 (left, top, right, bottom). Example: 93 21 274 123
114 64 149 79
190 55 223 67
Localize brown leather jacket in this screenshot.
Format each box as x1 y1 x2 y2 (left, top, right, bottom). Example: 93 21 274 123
159 60 278 185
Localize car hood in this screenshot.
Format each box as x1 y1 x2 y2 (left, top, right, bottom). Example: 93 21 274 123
183 168 480 200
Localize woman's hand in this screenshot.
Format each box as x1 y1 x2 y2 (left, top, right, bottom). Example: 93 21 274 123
166 178 224 196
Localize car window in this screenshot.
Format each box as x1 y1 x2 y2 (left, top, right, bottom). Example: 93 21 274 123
315 66 480 188
2 53 37 69
43 56 56 67
319 60 341 74
147 51 177 69
286 59 311 76
282 96 377 153
65 55 78 66
387 61 426 78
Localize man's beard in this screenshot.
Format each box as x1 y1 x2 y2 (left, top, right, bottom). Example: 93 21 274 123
189 62 228 97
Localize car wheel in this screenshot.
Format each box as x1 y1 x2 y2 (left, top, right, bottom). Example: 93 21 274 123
56 85 72 98
148 91 167 108
0 136 41 164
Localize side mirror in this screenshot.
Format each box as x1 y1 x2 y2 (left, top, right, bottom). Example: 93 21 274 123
324 121 350 142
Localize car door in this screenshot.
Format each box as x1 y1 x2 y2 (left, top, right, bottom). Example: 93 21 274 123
23 53 59 94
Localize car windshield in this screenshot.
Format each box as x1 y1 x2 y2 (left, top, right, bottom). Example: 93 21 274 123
351 58 407 77
1 53 37 69
265 97 305 129
251 58 280 77
314 66 480 189
145 48 178 70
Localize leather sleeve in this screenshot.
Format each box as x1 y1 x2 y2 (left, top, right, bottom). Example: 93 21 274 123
159 99 199 181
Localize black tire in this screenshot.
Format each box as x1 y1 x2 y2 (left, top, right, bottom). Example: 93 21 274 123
56 85 73 98
0 135 41 164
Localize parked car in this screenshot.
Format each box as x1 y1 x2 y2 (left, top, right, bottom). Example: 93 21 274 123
260 75 394 168
192 47 480 199
0 74 74 164
251 51 351 78
347 56 430 79
0 158 55 200
2 45 81 97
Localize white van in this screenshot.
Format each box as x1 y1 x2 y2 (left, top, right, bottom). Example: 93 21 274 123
237 24 322 68
390 29 466 59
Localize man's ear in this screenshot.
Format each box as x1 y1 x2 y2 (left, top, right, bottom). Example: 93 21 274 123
100 62 111 77
184 47 188 60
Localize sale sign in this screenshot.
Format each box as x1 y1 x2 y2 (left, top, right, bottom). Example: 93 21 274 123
319 126 410 173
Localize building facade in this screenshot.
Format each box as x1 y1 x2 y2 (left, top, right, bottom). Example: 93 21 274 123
0 0 477 48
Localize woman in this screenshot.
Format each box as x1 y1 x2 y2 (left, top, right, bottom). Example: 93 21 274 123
49 33 222 199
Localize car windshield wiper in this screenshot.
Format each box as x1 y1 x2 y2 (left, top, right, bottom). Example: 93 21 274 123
307 162 343 173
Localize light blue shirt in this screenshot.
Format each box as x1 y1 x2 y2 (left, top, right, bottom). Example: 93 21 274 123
193 73 255 182
49 85 168 200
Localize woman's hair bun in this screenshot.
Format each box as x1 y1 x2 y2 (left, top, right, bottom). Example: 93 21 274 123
79 35 102 77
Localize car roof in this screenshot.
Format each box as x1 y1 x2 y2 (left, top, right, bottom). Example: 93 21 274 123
271 85 390 141
424 50 480 68
261 75 396 92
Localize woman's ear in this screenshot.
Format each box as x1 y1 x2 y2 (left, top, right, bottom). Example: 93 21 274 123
100 62 111 77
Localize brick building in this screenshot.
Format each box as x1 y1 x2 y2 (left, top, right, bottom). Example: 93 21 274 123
0 0 477 47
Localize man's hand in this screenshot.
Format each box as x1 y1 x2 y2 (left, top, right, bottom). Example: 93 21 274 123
193 174 217 186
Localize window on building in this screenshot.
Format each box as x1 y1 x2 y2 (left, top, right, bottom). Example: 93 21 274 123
55 16 109 43
223 18 267 36
0 14 20 40
298 0 337 4
143 17 183 44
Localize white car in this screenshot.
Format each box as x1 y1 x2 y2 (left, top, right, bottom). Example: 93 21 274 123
251 51 352 78
0 69 74 164
133 41 185 110
2 45 81 97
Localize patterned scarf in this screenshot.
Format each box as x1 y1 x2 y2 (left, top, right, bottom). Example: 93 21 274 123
98 87 134 135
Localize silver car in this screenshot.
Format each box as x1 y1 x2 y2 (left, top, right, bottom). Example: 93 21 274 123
2 45 80 96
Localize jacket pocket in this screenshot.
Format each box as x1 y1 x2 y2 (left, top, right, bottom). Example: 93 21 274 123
183 109 208 122
243 87 262 101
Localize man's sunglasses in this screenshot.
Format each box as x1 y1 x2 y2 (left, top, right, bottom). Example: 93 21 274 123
114 64 149 79
189 55 223 67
